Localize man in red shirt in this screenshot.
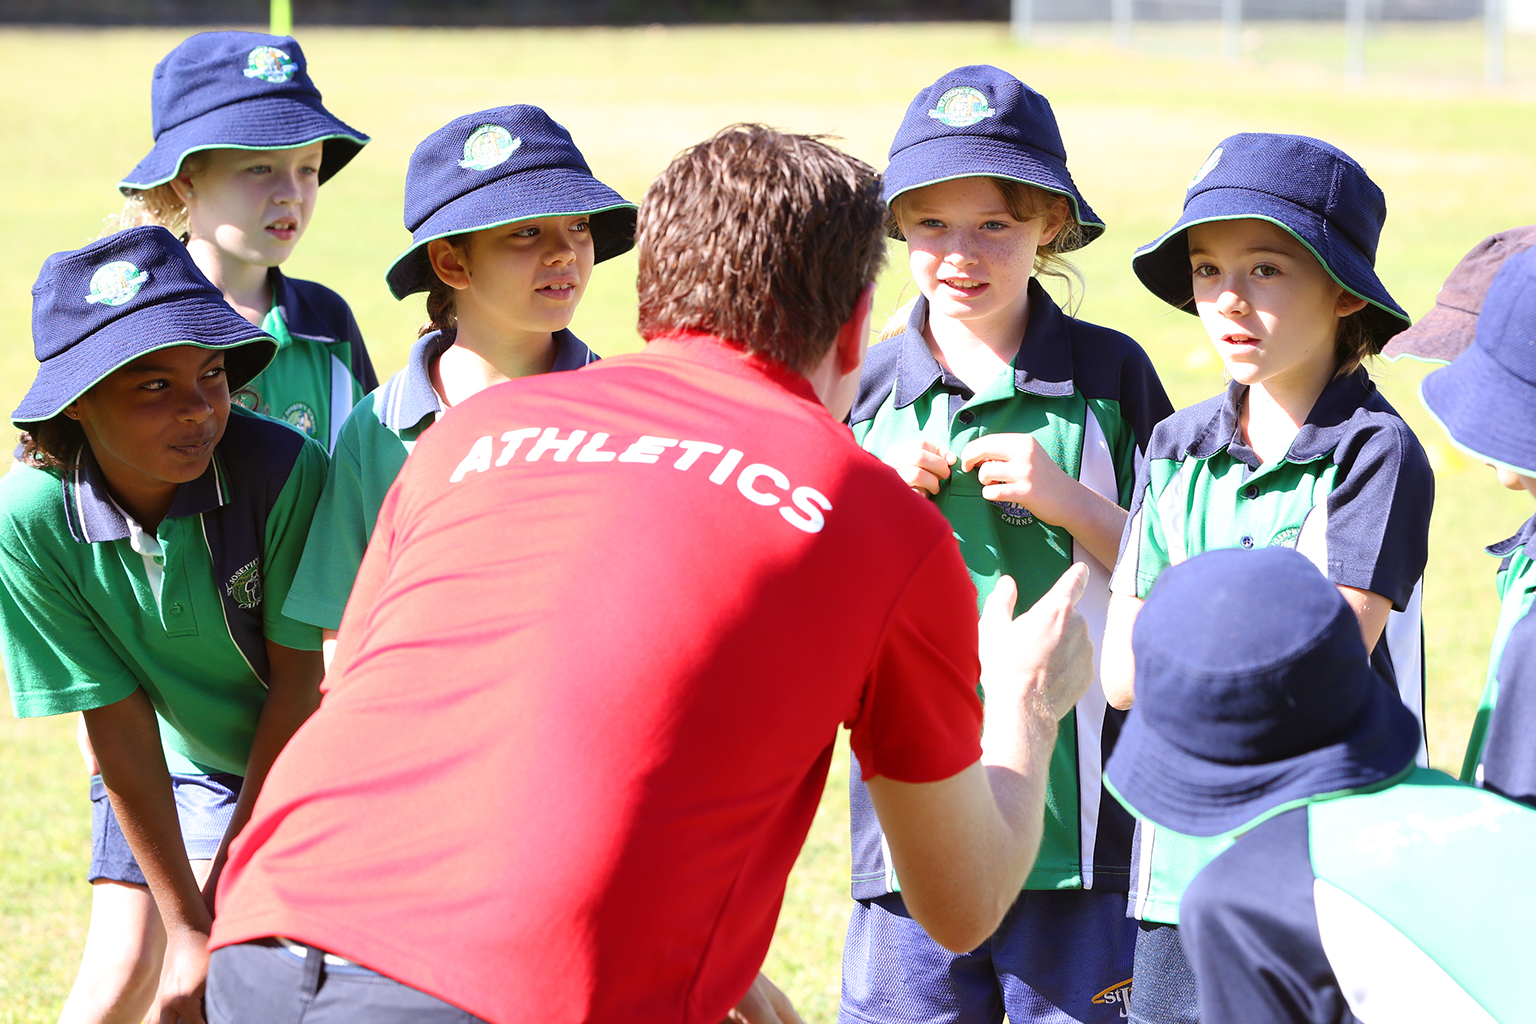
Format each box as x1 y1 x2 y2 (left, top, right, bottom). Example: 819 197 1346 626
206 125 1094 1024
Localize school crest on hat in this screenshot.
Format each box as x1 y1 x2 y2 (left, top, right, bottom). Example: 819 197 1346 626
86 261 150 307
927 85 996 128
1188 146 1223 190
459 125 521 171
242 45 297 83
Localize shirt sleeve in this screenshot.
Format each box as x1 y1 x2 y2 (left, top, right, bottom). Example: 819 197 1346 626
1182 809 1360 1024
283 410 372 631
1111 438 1174 599
849 534 983 784
1483 606 1536 808
260 436 329 651
1323 418 1433 611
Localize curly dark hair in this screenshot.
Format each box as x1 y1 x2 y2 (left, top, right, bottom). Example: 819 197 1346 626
18 414 85 470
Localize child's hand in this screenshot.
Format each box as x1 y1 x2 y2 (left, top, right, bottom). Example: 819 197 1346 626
960 433 1076 524
881 439 956 496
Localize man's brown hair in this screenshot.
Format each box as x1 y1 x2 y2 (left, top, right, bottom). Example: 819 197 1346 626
636 124 886 374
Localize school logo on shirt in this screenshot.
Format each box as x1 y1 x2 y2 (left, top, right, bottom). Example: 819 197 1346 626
927 86 995 128
243 45 297 83
283 402 318 437
459 125 521 171
990 499 1035 527
228 558 263 609
1091 978 1133 1018
1271 525 1302 548
1189 146 1224 190
85 261 150 307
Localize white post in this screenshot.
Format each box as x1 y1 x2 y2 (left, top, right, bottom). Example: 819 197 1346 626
1223 0 1242 61
1012 0 1033 44
1488 0 1507 86
1345 0 1366 81
1113 0 1133 48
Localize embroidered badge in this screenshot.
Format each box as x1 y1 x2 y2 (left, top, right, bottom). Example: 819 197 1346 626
282 402 317 437
927 86 996 128
1271 525 1302 548
228 558 263 609
459 125 521 171
990 499 1035 527
1188 147 1223 190
243 45 298 84
85 261 150 307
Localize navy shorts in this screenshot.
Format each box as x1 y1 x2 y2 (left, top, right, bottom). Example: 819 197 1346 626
207 940 491 1023
1127 922 1198 1024
840 888 1136 1024
88 772 242 885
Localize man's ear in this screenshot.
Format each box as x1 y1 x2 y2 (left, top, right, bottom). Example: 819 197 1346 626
427 238 472 291
835 282 878 376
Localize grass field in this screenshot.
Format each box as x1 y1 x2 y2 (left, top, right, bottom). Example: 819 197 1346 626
2 19 1536 1023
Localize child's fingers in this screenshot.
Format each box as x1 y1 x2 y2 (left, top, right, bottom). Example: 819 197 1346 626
959 433 1032 473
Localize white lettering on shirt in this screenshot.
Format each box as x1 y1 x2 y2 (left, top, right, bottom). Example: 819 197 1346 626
447 426 833 533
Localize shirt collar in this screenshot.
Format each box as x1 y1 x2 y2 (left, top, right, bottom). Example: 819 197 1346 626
1488 511 1536 559
62 443 228 544
641 332 822 405
889 279 1077 409
1188 368 1379 466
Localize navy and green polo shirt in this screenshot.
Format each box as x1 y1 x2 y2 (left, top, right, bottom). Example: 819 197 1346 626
283 328 598 632
1180 769 1536 1023
1476 588 1536 808
1462 512 1536 792
1110 368 1434 923
847 281 1173 894
0 409 326 776
233 269 378 450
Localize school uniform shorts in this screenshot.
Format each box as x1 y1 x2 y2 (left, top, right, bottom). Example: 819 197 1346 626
88 771 242 885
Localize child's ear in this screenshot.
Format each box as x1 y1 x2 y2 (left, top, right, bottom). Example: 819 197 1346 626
1335 289 1369 317
169 172 196 207
427 239 472 291
1037 199 1070 248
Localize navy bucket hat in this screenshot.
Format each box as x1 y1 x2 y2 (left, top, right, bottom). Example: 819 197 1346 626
1105 546 1421 838
1421 248 1536 478
119 31 369 191
1384 225 1536 365
1132 133 1410 352
883 65 1103 249
385 106 638 300
14 226 276 428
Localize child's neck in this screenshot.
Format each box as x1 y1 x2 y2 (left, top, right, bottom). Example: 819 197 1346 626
923 295 1029 392
431 321 558 409
186 239 272 327
1240 368 1334 465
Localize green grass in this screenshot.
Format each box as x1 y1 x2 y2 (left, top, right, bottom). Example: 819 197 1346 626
3 20 1536 1022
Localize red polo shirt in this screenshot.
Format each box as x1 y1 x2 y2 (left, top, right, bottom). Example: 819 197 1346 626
212 334 985 1023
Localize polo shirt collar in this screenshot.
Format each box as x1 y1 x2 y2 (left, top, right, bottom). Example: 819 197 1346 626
643 332 821 405
1488 511 1536 559
1188 368 1378 466
62 444 229 544
890 279 1077 409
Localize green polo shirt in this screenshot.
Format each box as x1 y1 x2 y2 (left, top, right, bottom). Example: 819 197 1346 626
284 329 599 632
1110 369 1433 923
0 410 326 776
232 270 378 450
847 285 1172 894
1462 513 1536 783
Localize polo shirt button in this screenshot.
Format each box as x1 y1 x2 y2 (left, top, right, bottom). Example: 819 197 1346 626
169 603 184 615
958 411 975 424
1243 485 1259 499
1240 536 1255 549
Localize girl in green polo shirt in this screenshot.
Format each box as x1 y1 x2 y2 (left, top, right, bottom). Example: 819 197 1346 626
1 227 326 1024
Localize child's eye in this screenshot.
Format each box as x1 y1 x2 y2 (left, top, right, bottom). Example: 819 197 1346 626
1192 263 1218 278
513 225 540 238
1253 263 1280 278
202 365 227 381
247 165 271 175
572 219 590 233
917 218 945 230
140 379 169 392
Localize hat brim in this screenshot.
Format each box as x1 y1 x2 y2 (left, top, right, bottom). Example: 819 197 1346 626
1103 665 1421 838
12 298 275 427
1132 190 1410 352
118 93 369 191
1421 345 1536 478
385 167 637 299
882 134 1104 251
1381 302 1474 365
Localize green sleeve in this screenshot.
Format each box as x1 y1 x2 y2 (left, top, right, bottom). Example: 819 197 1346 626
260 436 329 650
283 405 377 631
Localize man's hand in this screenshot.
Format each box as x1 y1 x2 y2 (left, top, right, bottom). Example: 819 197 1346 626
881 439 955 496
979 566 1094 725
721 972 806 1024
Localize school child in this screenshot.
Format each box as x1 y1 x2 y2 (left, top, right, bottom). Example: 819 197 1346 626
1416 241 1536 808
117 30 375 449
1101 133 1433 1024
842 65 1173 1024
281 105 635 652
1104 545 1533 1024
0 227 327 1022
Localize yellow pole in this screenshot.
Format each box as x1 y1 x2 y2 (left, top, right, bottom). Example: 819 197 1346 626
271 0 293 36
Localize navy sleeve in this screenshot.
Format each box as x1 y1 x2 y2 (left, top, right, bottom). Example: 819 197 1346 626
1181 809 1360 1024
1323 416 1433 611
1484 606 1536 808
